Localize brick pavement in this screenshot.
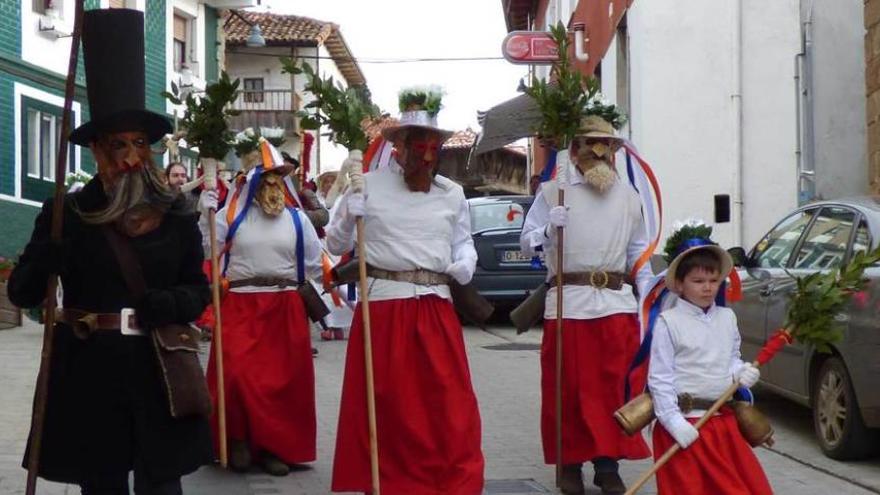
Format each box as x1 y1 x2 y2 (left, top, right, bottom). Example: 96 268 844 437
1 320 877 494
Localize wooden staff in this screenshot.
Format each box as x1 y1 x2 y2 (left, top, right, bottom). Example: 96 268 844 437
26 2 84 493
624 361 760 495
204 158 228 468
356 215 381 495
554 152 566 487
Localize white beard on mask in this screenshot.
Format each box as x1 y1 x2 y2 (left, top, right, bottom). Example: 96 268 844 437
579 160 617 194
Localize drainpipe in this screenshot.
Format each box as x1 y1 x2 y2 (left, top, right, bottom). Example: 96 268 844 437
799 2 817 203
731 0 744 246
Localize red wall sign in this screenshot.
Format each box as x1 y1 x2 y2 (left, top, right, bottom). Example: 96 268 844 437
501 31 559 65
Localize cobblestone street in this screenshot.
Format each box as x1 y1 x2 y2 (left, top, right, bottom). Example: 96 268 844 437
0 320 878 494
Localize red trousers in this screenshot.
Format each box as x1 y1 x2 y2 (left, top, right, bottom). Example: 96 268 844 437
541 314 651 464
206 290 316 463
331 296 484 494
653 409 773 495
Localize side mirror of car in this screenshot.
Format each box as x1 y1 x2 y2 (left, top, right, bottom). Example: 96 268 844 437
728 247 751 268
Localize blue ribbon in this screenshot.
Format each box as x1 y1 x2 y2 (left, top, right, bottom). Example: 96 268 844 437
287 205 305 283
673 237 714 259
222 167 263 276
624 286 669 402
539 149 558 183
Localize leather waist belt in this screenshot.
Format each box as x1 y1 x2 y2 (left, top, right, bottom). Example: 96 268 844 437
55 308 141 339
677 393 730 414
367 266 451 286
550 271 626 290
228 277 301 289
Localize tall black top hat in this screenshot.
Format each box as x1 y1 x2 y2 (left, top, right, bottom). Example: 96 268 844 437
69 9 171 146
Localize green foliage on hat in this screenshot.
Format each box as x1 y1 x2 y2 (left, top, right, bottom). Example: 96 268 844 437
232 127 285 157
281 59 379 152
663 222 714 264
784 247 880 353
162 72 240 159
398 87 443 117
585 96 627 130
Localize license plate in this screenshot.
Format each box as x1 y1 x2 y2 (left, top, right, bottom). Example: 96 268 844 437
501 250 531 262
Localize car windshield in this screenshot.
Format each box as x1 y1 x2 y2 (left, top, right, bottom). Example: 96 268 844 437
470 202 526 233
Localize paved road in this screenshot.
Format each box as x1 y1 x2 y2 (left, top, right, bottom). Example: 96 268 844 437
0 320 878 494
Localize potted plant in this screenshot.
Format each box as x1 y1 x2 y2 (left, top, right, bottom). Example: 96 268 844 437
0 256 22 329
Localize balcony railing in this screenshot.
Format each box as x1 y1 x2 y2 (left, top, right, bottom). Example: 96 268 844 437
228 89 297 132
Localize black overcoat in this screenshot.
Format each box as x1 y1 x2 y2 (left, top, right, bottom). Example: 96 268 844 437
8 178 213 484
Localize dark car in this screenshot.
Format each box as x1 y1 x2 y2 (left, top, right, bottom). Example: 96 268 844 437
730 197 880 460
469 195 547 305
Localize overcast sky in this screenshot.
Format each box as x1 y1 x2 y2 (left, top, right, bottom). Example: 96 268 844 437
263 0 528 133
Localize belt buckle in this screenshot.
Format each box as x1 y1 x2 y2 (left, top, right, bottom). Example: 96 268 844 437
120 307 145 336
590 271 609 289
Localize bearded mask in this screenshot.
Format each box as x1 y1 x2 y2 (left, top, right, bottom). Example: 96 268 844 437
81 131 175 236
256 173 287 217
571 138 619 194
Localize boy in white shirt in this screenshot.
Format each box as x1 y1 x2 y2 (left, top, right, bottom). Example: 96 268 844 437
648 232 772 494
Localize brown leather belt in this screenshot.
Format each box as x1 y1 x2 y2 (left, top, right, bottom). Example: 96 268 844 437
367 266 451 286
677 393 730 414
228 277 301 289
550 271 626 290
55 308 140 339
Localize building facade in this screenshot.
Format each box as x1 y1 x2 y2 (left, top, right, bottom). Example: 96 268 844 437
0 0 259 258
223 11 368 175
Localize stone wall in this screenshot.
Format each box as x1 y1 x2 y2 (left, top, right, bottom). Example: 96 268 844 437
867 0 880 193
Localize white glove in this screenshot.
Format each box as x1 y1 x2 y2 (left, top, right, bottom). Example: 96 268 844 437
349 168 365 193
735 363 761 388
445 260 473 285
665 415 699 449
198 190 218 213
548 205 568 228
348 192 366 217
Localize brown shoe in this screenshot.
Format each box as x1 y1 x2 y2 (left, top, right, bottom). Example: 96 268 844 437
559 464 585 495
229 440 251 472
593 471 626 495
261 452 290 476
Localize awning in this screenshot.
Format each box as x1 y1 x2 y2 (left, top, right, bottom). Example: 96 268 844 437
474 92 541 155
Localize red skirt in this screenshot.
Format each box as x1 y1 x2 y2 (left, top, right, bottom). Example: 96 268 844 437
541 314 651 464
331 296 484 495
652 409 772 495
195 260 215 328
206 290 316 463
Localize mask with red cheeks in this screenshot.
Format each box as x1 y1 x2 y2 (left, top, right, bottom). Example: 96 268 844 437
91 131 152 188
394 130 443 193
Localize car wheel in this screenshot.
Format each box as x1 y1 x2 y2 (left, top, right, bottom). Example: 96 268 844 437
812 356 877 460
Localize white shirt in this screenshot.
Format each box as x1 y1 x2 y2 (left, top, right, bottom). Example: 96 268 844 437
648 298 747 428
325 161 477 302
520 170 653 319
200 201 324 293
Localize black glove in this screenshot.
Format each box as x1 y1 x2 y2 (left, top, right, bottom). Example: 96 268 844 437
135 289 177 328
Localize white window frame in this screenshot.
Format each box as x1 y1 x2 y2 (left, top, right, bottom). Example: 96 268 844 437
7 82 81 207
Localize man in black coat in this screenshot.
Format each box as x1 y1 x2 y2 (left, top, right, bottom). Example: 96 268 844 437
8 9 212 495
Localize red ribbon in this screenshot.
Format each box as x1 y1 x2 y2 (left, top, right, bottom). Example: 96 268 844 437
755 329 793 366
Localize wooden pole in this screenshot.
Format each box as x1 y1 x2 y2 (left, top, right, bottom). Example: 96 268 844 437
203 158 228 469
624 361 759 495
26 2 83 493
356 217 381 495
554 187 565 488
209 210 228 469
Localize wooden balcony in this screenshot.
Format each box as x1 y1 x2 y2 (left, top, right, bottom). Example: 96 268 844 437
228 89 297 132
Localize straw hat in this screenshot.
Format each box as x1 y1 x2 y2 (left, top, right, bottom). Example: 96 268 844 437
575 115 622 142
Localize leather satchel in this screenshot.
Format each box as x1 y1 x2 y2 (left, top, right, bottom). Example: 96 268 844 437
102 226 212 419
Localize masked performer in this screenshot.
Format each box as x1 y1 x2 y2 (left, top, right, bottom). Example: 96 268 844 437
8 9 212 494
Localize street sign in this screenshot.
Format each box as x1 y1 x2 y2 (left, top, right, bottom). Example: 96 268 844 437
501 31 559 65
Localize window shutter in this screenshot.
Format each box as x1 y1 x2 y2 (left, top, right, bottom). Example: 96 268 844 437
173 15 188 42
